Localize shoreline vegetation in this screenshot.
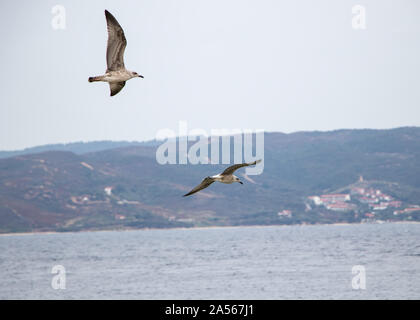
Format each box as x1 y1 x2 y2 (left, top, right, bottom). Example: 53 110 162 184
1 221 419 237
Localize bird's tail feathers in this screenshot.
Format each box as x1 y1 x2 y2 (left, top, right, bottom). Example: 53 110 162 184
88 76 104 82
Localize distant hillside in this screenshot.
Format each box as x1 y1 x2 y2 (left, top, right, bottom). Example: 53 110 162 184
0 140 161 159
1 127 419 233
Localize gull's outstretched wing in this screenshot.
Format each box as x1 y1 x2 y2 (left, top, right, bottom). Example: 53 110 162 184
183 177 215 197
221 159 262 176
105 10 127 72
109 81 126 96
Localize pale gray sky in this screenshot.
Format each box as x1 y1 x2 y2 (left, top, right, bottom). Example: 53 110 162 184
0 0 419 150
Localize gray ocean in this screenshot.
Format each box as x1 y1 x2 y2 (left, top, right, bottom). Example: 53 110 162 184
0 223 419 299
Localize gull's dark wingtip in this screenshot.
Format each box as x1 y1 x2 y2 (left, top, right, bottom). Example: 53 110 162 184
104 10 114 20
183 190 194 197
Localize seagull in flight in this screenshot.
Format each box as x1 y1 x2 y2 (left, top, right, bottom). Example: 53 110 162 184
88 10 143 96
183 160 262 197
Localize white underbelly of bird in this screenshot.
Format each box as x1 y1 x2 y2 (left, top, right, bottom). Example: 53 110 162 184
211 174 236 184
101 71 133 83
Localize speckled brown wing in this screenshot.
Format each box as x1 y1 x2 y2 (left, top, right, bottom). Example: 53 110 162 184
221 160 261 175
109 81 126 96
183 177 215 197
105 10 127 72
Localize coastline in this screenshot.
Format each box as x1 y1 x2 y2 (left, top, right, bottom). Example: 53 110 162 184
1 220 419 237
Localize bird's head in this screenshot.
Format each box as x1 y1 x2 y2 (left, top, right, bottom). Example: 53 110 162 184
234 176 243 184
131 71 144 78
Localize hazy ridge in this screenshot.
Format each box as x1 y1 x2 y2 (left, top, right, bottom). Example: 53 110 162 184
1 127 419 233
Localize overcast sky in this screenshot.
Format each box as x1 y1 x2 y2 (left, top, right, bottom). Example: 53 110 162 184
0 0 419 150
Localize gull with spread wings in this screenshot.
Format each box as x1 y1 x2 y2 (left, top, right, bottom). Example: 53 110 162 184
183 160 262 197
88 10 143 96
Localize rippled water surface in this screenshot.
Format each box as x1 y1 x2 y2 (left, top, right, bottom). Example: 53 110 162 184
1 223 419 299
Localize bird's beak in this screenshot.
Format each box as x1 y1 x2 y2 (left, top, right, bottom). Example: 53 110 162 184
138 75 144 78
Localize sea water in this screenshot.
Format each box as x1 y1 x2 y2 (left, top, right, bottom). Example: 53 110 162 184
0 223 419 299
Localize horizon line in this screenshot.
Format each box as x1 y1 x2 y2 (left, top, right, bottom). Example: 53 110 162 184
1 125 418 153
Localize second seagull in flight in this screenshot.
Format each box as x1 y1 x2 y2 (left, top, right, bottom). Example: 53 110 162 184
183 160 262 197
